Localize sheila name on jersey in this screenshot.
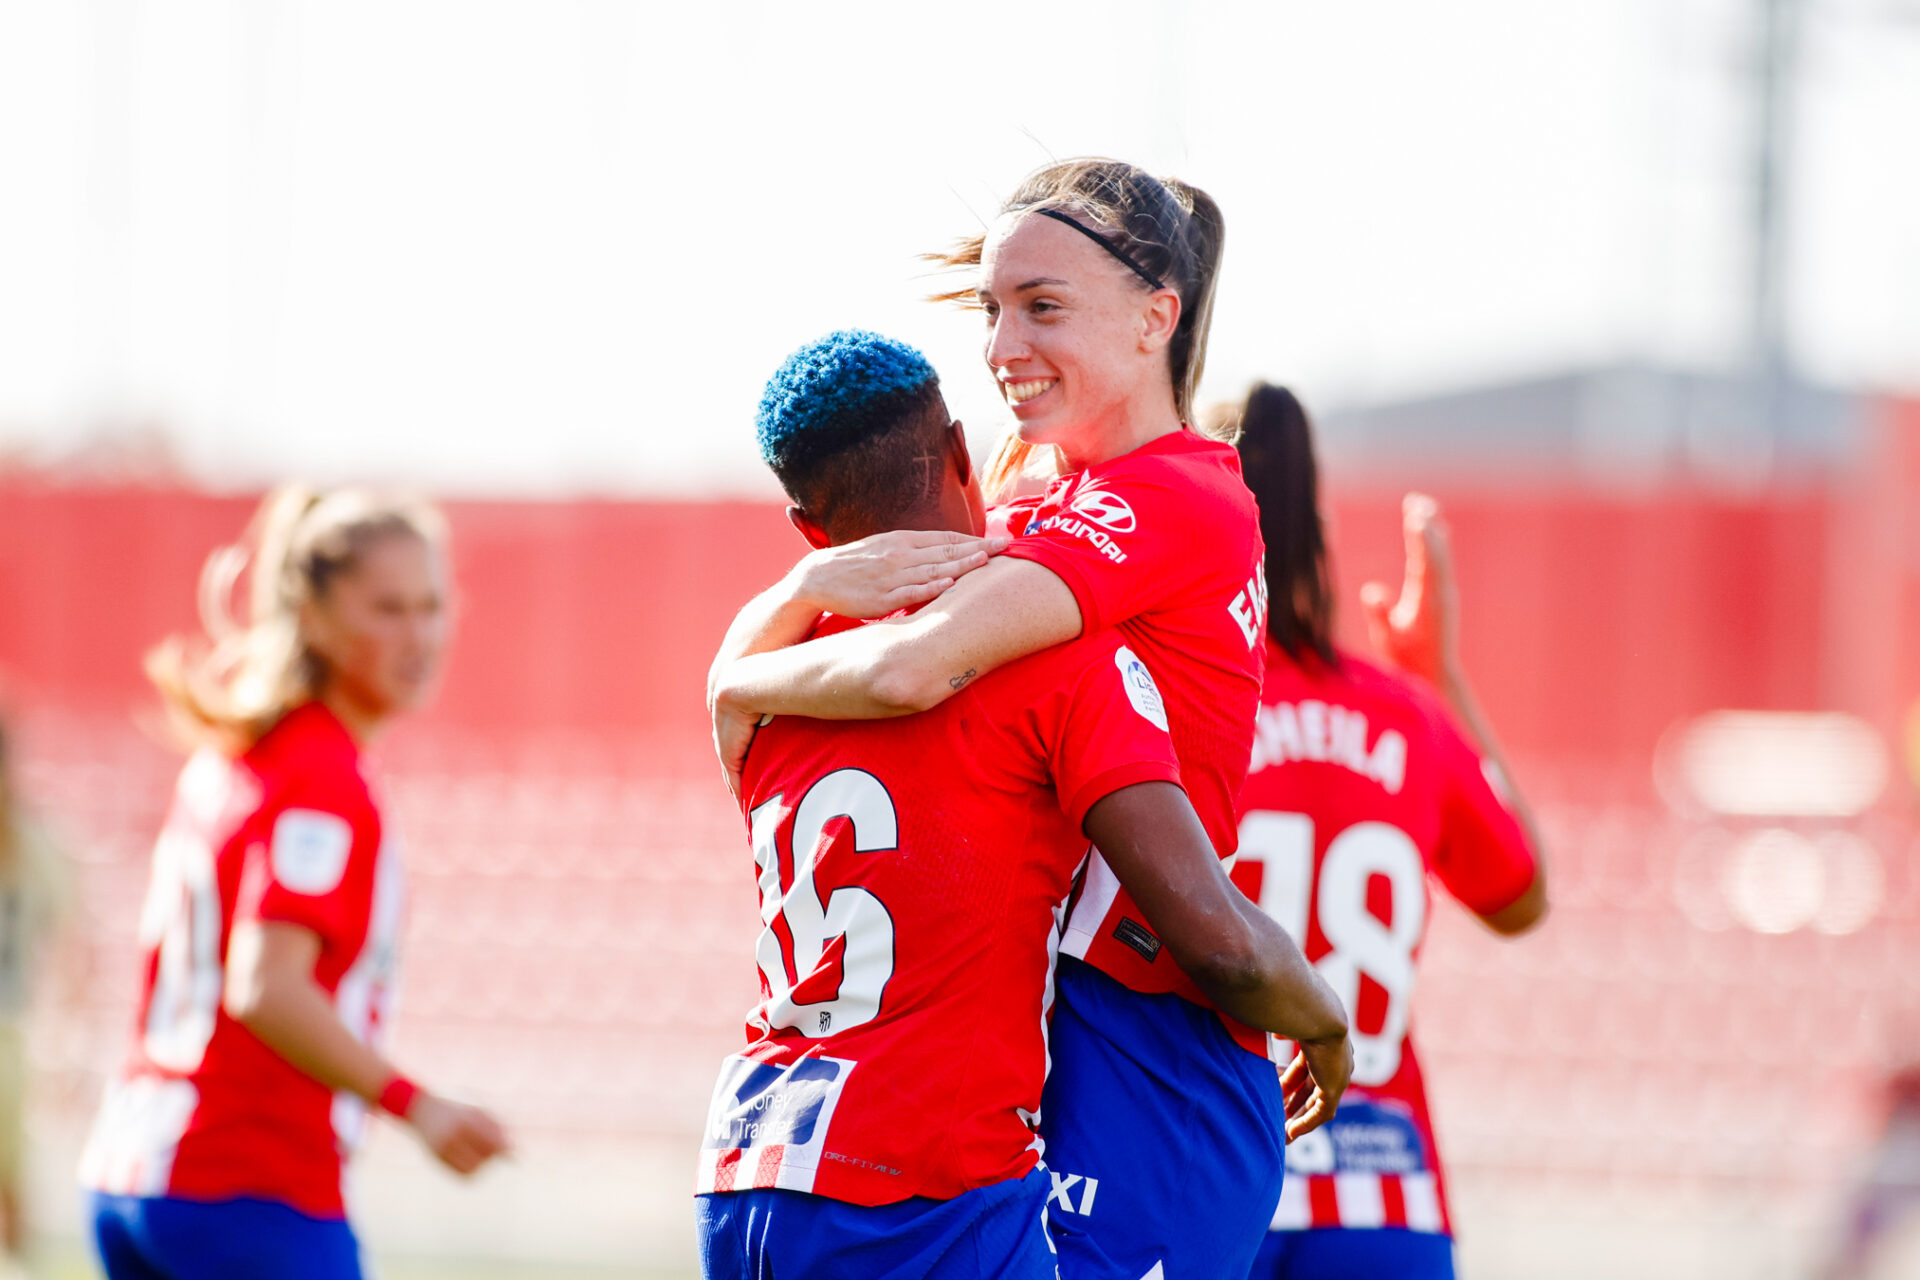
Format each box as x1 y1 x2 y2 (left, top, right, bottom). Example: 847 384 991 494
1249 699 1407 792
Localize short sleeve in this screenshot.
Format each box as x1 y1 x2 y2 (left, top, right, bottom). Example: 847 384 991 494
1000 467 1203 636
236 795 378 953
1039 641 1186 830
1428 709 1537 917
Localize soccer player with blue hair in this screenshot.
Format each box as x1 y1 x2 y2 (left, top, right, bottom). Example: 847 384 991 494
713 162 1339 1278
696 330 1350 1280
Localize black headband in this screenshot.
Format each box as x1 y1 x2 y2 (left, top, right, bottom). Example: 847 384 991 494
1033 208 1167 292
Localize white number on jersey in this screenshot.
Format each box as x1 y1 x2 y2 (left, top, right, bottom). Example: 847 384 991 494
138 756 233 1072
748 769 898 1039
1236 811 1426 1086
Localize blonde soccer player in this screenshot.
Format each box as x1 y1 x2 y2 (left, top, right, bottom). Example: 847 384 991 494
80 489 509 1280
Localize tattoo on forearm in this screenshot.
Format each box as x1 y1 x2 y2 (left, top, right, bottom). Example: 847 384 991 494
948 668 978 691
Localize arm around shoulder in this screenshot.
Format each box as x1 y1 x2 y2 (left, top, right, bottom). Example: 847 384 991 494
716 555 1084 721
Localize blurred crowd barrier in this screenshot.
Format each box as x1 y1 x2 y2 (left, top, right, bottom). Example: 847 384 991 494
4 395 1919 1277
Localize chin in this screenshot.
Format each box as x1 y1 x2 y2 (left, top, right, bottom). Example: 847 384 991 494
1011 415 1067 446
393 686 434 714
375 680 431 717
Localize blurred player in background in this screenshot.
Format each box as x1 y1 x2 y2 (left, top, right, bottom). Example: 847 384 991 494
79 488 510 1280
710 160 1316 1278
1221 384 1548 1280
0 709 73 1270
698 330 1348 1280
1818 1007 1920 1280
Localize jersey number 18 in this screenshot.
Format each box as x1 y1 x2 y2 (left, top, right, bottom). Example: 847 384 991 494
1236 811 1426 1086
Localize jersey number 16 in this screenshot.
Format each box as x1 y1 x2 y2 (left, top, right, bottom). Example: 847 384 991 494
747 769 898 1041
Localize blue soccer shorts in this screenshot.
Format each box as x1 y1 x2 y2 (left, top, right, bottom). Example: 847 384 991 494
1250 1226 1457 1278
90 1191 365 1280
697 1165 1057 1280
1039 955 1288 1280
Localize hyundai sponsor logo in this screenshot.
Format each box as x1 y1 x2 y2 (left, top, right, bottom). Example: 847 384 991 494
1070 489 1137 533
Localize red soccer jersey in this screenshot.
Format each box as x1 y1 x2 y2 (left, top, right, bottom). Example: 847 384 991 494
999 429 1270 1045
1234 643 1536 1237
80 702 405 1219
697 622 1183 1206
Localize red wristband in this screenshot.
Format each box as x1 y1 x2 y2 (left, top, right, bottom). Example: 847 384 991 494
377 1074 420 1120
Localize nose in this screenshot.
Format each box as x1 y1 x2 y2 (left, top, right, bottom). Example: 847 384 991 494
985 310 1028 373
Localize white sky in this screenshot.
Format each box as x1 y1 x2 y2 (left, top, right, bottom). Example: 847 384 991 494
0 0 1915 497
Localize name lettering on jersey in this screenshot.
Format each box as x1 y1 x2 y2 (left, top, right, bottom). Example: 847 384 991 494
1228 564 1271 649
1249 700 1407 793
1047 1170 1101 1216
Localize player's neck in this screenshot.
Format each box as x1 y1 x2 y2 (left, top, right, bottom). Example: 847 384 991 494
1056 388 1183 473
315 685 393 745
830 511 969 547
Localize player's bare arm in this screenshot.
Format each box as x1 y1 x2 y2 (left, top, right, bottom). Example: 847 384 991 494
1082 781 1352 1138
1362 492 1549 935
225 921 511 1176
710 555 1083 789
705 529 1006 706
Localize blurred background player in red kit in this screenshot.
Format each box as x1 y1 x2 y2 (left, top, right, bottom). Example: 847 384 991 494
0 707 75 1271
78 488 510 1280
1221 384 1549 1280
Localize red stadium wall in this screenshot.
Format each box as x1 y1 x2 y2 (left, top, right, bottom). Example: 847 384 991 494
0 490 800 751
6 405 1912 779
1321 488 1831 768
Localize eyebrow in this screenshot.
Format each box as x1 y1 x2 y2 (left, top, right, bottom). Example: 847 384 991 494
977 276 1072 301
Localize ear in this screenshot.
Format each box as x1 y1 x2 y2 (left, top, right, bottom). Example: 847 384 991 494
785 505 832 550
947 420 974 488
1138 288 1183 355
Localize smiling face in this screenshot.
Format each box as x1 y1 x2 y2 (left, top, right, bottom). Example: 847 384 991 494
977 210 1183 468
302 531 449 733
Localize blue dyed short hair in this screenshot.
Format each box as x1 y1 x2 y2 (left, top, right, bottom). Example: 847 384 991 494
756 330 940 472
